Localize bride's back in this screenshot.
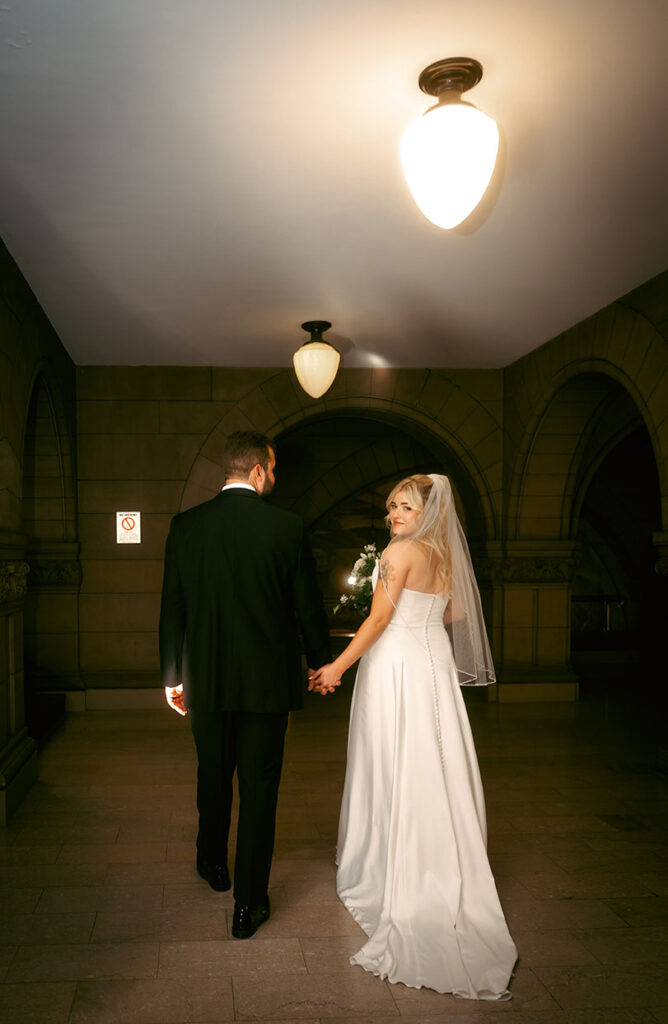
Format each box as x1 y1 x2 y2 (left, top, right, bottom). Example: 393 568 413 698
397 540 445 595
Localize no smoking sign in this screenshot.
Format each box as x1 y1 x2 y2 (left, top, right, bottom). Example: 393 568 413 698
116 511 141 544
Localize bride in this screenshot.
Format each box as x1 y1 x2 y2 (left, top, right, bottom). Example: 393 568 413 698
310 473 517 999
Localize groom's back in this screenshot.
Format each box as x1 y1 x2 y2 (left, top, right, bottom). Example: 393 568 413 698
160 488 327 712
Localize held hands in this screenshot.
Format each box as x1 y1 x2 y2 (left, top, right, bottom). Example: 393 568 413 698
308 663 341 695
165 685 187 716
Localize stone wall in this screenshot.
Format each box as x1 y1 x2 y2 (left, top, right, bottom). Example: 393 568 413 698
2 231 666 748
0 240 77 821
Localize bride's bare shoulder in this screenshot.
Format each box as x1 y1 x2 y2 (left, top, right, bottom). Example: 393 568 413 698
381 540 425 567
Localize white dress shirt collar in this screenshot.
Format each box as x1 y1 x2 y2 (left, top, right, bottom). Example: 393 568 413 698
221 483 258 493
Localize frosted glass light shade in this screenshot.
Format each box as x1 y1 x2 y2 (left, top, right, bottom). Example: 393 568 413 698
401 102 499 229
293 341 340 398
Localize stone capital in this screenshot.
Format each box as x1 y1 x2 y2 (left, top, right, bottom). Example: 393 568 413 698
27 558 82 589
473 542 577 584
0 561 30 603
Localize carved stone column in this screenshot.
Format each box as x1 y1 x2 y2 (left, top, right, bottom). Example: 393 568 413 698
0 556 38 824
478 541 579 702
653 531 668 577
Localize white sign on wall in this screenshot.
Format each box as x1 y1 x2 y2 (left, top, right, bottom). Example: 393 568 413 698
116 511 141 544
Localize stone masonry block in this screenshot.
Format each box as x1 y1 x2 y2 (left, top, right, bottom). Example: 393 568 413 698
78 435 202 481
211 368 277 402
77 367 212 401
80 631 158 672
79 593 161 634
77 401 160 435
158 402 233 435
503 589 535 629
78 481 184 515
81 559 164 594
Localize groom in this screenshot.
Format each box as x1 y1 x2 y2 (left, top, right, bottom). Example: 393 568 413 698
159 430 332 938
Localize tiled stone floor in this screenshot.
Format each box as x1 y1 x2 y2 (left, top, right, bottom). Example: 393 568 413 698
0 680 666 1023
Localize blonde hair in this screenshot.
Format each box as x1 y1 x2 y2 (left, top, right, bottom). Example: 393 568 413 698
385 474 452 594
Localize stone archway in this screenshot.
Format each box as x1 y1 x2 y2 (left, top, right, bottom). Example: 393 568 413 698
179 394 500 669
268 411 480 617
499 313 667 700
179 368 500 544
505 304 668 539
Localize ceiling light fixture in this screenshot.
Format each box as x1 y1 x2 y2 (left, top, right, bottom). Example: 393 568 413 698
401 57 499 229
293 320 340 399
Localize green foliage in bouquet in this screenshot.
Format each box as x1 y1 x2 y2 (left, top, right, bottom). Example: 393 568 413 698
334 543 379 618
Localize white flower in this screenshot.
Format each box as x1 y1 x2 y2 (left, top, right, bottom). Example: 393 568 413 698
340 594 348 604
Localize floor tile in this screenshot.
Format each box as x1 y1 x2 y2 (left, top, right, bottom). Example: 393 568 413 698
0 949 15 983
250 903 365 939
57 842 167 865
13 825 119 846
387 965 558 1013
604 898 668 927
69 976 234 1023
576 926 668 964
159 938 306 977
270 859 337 883
512 929 599 967
0 981 76 1023
0 864 108 887
502 899 629 931
232 970 397 1018
326 1011 655 1024
161 883 234 910
300 937 366 973
36 884 164 915
270 879 344 906
0 845 62 865
0 913 94 946
91 906 230 943
165 840 194 862
533 963 668 1009
6 942 160 982
518 873 653 900
0 887 43 914
104 861 200 886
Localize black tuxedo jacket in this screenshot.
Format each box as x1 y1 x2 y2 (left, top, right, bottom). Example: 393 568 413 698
159 487 331 712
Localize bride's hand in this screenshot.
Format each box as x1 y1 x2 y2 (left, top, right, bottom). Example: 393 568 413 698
309 663 341 694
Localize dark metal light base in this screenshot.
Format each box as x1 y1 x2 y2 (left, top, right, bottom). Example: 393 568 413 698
418 57 483 99
301 320 332 342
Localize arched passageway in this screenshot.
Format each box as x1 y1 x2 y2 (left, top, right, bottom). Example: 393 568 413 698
269 412 480 617
269 410 492 618
501 369 664 700
571 426 662 689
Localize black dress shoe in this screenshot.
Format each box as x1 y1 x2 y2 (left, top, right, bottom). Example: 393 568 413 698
196 858 231 892
231 898 270 939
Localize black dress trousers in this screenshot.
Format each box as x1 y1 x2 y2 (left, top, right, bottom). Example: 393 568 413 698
189 709 288 905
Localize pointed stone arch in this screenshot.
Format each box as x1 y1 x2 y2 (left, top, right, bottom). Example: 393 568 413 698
506 304 668 540
180 368 501 544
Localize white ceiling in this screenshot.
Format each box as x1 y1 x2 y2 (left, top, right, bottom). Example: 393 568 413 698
1 0 666 368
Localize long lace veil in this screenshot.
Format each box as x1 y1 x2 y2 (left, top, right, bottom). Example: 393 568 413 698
384 473 496 686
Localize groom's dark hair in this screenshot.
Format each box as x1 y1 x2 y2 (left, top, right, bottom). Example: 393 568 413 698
222 430 275 480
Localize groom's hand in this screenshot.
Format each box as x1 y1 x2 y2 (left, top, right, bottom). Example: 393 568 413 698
165 685 187 716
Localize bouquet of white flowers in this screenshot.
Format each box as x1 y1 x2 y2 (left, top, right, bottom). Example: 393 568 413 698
334 543 379 618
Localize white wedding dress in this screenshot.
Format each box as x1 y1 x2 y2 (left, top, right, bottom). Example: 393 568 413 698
336 579 517 998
